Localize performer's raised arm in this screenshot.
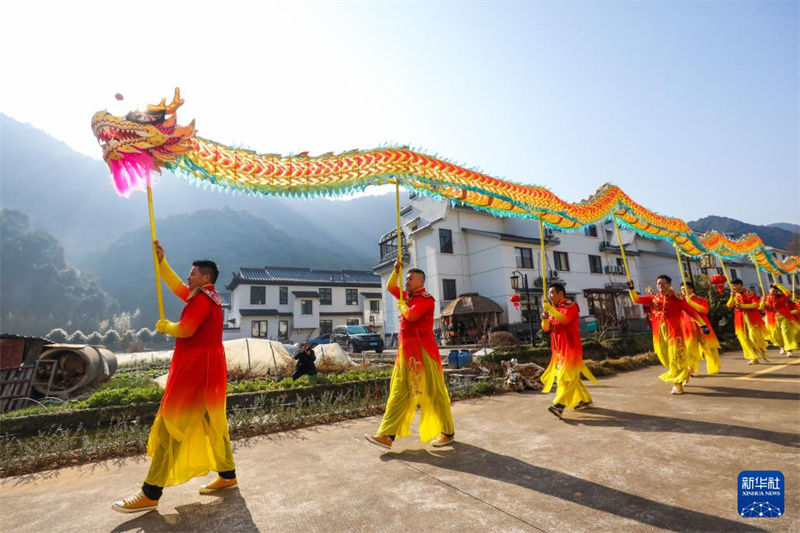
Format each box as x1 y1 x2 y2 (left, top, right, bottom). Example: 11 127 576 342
387 260 403 300
627 280 653 306
155 240 191 302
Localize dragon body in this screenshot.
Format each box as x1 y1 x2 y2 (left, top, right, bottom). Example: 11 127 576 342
91 89 798 275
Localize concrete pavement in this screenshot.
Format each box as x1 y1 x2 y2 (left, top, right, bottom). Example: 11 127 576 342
2 350 798 533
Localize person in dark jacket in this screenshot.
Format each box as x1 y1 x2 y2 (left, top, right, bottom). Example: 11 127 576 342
292 342 317 380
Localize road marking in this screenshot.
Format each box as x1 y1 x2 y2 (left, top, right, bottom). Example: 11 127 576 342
735 358 800 382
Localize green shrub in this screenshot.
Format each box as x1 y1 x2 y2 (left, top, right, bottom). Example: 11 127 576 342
76 387 163 409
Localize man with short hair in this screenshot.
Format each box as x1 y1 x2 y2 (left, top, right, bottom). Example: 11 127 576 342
760 283 799 357
113 240 236 513
680 282 721 375
629 275 708 395
540 283 598 418
727 279 769 364
365 261 455 449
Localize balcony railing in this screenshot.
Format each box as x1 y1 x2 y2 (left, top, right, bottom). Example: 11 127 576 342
604 265 625 275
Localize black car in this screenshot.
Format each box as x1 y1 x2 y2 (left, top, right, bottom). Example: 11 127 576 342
307 333 332 348
332 325 384 354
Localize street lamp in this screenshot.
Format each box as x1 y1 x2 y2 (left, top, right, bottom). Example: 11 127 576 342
510 270 535 345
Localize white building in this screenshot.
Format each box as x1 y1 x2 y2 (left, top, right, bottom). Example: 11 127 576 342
373 195 788 338
224 266 383 342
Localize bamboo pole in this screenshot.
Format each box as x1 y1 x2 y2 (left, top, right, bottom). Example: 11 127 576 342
539 216 547 303
674 242 689 291
146 177 165 321
612 215 633 283
752 253 766 296
395 181 403 285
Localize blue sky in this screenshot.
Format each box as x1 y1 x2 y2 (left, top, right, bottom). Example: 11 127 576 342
1 0 797 226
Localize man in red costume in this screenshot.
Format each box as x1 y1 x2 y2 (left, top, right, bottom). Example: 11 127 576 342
113 241 236 513
365 261 454 449
628 275 708 395
761 283 799 357
540 283 598 418
680 282 721 375
727 279 769 364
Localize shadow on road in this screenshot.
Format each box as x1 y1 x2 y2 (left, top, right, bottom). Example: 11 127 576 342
111 490 257 532
383 443 767 533
688 386 800 401
561 407 799 448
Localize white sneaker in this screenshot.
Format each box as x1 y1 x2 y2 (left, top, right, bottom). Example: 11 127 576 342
671 384 684 395
779 348 786 355
747 360 758 365
786 351 794 357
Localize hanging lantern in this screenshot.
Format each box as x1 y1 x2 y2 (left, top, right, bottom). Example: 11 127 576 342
709 274 727 295
509 294 521 310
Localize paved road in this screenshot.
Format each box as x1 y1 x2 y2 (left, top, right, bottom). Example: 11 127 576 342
2 350 799 533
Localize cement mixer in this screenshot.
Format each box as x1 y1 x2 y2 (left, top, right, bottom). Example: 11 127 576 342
30 344 117 398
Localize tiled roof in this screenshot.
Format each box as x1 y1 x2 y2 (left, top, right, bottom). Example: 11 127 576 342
226 266 381 290
360 292 383 299
219 292 231 307
292 291 320 298
239 309 280 317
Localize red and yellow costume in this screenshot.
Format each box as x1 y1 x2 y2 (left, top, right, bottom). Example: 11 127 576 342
540 299 599 409
727 289 768 362
680 294 721 375
630 289 705 384
144 258 235 487
377 268 454 441
760 286 799 352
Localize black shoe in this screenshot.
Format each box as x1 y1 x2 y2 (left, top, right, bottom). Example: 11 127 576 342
547 405 564 419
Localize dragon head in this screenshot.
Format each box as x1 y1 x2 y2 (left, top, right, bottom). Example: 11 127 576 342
91 88 196 196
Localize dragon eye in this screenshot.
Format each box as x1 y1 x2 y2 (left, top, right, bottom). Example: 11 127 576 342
125 110 160 124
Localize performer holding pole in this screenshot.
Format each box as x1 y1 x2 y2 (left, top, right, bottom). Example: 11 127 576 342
365 184 454 449
113 241 236 513
727 278 769 364
628 275 709 395
540 283 599 418
680 281 721 375
760 283 799 357
674 243 702 380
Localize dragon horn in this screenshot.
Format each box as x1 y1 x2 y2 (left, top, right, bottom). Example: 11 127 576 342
147 88 184 115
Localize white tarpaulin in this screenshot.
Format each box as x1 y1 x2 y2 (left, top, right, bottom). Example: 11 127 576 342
313 343 355 366
125 339 296 388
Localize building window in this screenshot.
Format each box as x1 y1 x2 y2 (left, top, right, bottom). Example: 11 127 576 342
442 279 457 300
319 320 333 334
616 258 624 268
439 229 453 254
370 300 380 312
515 247 534 269
554 251 570 272
279 287 288 305
346 318 360 326
730 268 738 280
251 320 267 338
319 288 332 305
346 289 358 305
777 275 784 284
250 286 266 305
278 320 289 341
301 300 313 315
589 255 602 274
584 225 598 237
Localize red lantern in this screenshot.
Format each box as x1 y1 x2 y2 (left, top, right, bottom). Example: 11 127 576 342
509 294 521 310
709 274 727 295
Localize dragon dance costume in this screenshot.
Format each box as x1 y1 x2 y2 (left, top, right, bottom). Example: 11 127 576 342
727 289 768 363
630 289 705 385
144 258 235 488
680 294 721 375
540 299 598 410
376 268 454 442
761 286 799 353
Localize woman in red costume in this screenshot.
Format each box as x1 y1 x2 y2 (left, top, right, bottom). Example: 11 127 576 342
365 261 454 449
540 283 599 418
628 275 708 395
113 241 236 513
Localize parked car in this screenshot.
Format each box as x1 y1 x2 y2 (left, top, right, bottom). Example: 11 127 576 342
307 333 332 348
332 325 384 354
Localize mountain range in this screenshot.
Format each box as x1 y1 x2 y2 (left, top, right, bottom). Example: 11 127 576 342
688 216 799 253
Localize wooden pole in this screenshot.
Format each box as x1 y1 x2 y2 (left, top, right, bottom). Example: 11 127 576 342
612 215 633 283
674 242 689 291
539 216 547 304
395 181 403 284
752 253 766 296
146 178 165 321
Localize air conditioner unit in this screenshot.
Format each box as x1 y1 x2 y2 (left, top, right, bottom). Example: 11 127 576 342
545 228 555 237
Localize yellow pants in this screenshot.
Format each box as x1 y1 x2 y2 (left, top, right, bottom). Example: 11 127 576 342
378 347 454 442
769 316 799 351
737 316 768 362
145 411 235 488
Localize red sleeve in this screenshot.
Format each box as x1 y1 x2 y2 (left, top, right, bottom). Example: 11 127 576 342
403 296 434 322
169 294 212 338
634 294 654 306
561 303 579 325
695 297 710 314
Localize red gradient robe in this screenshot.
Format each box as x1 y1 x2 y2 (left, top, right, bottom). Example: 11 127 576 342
727 289 768 361
145 258 234 487
761 291 800 351
631 289 705 384
679 294 720 374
